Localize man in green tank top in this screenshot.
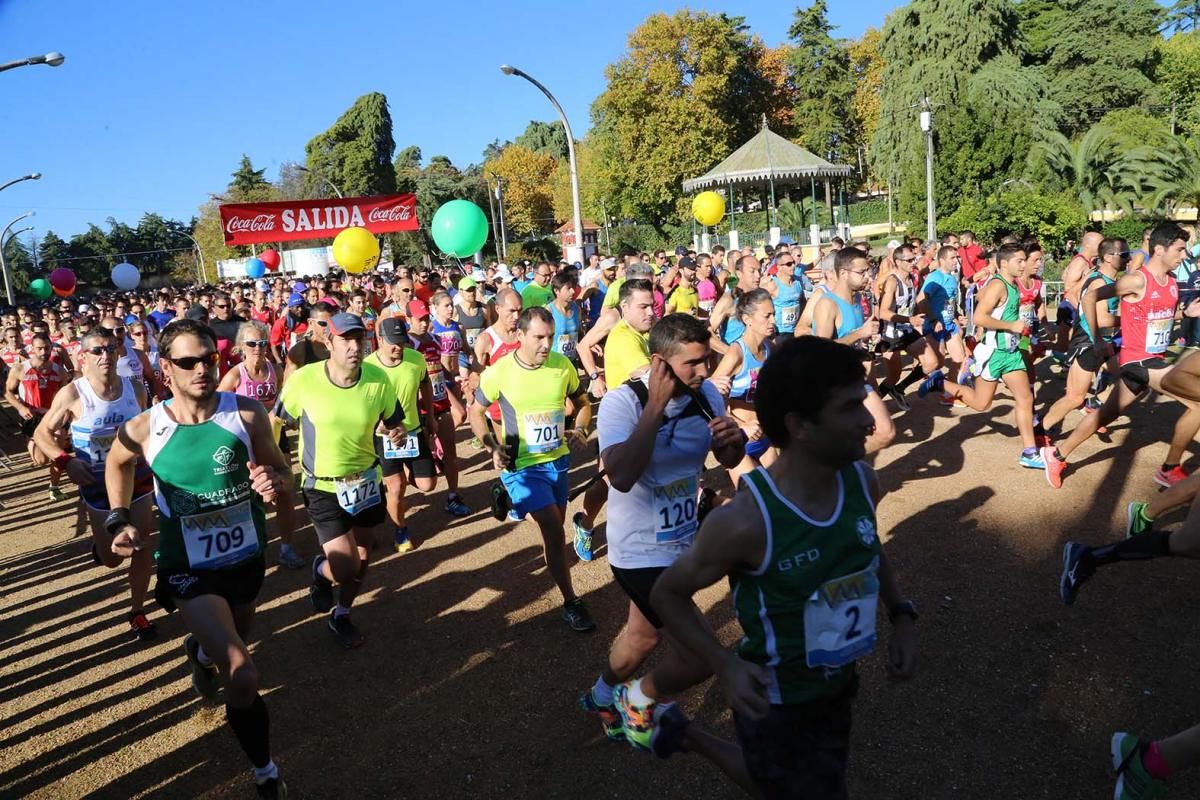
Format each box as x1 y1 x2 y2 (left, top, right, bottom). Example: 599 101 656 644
651 336 917 800
104 319 293 799
936 242 1044 469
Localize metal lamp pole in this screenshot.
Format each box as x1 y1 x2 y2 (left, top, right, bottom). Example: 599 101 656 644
0 52 64 73
172 230 207 285
500 64 583 263
296 166 345 199
0 172 41 193
0 212 35 304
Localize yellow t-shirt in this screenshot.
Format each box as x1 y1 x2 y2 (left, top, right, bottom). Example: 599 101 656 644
602 278 626 309
604 319 650 388
366 347 428 430
669 284 699 315
478 352 580 470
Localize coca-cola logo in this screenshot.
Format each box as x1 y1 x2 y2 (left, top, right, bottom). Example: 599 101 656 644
225 214 278 234
367 204 413 223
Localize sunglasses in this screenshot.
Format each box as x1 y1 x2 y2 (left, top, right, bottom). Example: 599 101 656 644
86 344 118 355
99 326 126 336
777 260 795 267
131 329 147 336
314 320 329 328
214 303 230 309
398 288 413 293
166 352 220 370
243 339 268 348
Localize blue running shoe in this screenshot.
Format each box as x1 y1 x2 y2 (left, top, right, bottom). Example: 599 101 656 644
573 511 594 562
1019 450 1046 469
917 370 945 398
1112 732 1167 800
1059 541 1094 606
446 494 471 517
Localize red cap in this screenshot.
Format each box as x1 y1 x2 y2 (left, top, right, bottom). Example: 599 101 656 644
407 299 430 319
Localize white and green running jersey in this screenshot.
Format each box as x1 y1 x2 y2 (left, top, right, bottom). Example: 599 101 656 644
732 464 881 705
982 275 1021 354
143 392 267 572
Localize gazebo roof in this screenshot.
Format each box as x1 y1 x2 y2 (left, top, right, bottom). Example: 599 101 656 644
682 116 853 193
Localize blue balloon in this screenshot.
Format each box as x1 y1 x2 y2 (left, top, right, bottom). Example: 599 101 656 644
245 258 266 279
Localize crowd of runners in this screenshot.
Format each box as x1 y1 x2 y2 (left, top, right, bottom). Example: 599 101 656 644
5 227 1200 798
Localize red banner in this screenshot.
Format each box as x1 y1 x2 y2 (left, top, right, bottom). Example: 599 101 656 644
218 194 419 246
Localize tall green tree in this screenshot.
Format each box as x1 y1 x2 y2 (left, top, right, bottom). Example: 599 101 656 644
591 10 776 230
1025 0 1163 135
515 121 569 160
1158 31 1200 136
1030 124 1125 213
229 155 271 197
67 224 118 284
36 230 68 271
304 92 397 197
873 0 1051 220
1166 0 1200 32
786 1 856 162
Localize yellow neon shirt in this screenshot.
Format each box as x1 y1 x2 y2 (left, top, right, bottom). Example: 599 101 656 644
604 319 650 387
477 352 579 470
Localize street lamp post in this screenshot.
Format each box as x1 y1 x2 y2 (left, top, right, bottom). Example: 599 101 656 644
500 64 583 264
296 166 345 199
0 173 41 193
0 212 35 304
172 230 207 285
0 52 64 73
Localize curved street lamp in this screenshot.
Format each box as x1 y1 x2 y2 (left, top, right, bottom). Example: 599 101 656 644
500 64 583 264
0 52 64 73
0 173 41 193
170 229 207 285
295 165 345 199
1 211 36 304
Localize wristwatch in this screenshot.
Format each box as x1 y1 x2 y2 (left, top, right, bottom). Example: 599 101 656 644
588 371 601 381
104 507 131 536
888 600 918 624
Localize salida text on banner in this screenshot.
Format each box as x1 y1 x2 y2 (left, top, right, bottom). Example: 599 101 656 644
219 194 419 246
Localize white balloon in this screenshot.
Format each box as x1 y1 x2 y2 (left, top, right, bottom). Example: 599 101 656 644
111 262 140 290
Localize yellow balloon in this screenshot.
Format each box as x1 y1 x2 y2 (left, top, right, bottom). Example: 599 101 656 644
692 191 726 226
332 226 380 274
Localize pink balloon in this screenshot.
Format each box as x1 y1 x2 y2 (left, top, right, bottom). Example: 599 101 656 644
49 268 76 291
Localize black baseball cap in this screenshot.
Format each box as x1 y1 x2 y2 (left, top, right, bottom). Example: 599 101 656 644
379 317 409 345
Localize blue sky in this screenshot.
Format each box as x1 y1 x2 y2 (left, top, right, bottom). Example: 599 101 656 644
0 0 901 247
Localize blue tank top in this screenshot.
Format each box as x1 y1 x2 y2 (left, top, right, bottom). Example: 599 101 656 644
772 276 802 334
548 302 580 359
722 315 747 345
826 293 864 339
730 338 769 401
588 280 609 327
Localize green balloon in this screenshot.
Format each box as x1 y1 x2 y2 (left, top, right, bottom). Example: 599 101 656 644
30 278 52 299
431 199 489 258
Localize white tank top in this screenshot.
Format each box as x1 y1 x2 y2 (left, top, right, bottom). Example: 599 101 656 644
115 339 144 380
69 376 142 476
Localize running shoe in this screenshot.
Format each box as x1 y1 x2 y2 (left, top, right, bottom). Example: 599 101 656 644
1041 447 1065 489
256 777 289 800
562 598 595 632
885 385 911 412
1019 450 1046 470
48 486 66 502
277 544 305 570
1153 465 1188 488
1112 732 1167 800
128 611 157 642
940 394 966 409
917 370 944 398
328 610 365 649
394 527 413 554
309 556 334 614
1126 502 1153 539
446 494 471 517
506 510 523 523
614 681 658 752
490 482 512 522
578 688 625 742
183 633 220 702
1059 541 1094 605
651 703 691 759
468 436 483 450
572 512 594 562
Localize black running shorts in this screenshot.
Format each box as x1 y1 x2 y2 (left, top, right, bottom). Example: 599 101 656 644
303 486 386 544
734 679 857 800
375 430 436 480
155 557 265 614
610 565 667 629
1119 358 1169 395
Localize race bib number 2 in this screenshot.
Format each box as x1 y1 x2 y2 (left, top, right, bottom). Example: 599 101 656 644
803 560 880 669
182 499 259 569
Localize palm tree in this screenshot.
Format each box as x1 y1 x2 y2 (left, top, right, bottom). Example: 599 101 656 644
1122 136 1200 216
1032 123 1129 214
